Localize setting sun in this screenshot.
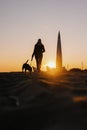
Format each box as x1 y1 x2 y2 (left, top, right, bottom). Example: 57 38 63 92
47 62 56 68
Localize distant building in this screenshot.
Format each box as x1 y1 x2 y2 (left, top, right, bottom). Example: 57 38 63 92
56 31 62 71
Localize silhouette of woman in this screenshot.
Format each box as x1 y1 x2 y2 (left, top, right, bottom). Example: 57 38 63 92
31 39 45 71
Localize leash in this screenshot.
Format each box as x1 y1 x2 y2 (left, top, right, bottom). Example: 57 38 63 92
29 60 33 67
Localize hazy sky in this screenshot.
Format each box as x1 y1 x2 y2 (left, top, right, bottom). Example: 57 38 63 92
0 0 87 71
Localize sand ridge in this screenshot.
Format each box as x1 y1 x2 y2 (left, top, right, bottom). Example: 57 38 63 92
0 71 87 129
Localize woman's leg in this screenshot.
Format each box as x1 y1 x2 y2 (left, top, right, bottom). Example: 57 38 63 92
38 55 43 71
35 56 39 71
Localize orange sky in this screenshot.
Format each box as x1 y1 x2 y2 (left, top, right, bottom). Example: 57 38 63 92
0 0 87 72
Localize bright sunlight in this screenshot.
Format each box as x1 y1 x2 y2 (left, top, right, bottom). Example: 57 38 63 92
47 62 56 68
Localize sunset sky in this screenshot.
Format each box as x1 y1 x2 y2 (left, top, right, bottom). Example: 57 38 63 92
0 0 87 72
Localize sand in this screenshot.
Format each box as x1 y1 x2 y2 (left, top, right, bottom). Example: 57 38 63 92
0 71 87 130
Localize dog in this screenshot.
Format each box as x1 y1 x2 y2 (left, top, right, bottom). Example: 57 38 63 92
22 60 32 73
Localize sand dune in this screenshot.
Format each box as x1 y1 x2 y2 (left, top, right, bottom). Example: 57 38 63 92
0 71 87 129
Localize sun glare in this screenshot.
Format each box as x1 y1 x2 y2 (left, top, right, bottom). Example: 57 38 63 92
47 62 55 68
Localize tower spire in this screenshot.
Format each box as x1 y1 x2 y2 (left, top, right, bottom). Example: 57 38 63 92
56 31 62 71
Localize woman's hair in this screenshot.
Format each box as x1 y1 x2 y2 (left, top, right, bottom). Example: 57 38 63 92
37 38 41 43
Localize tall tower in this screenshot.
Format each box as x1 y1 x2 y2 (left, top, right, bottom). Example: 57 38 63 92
56 31 62 70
